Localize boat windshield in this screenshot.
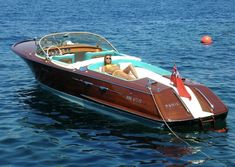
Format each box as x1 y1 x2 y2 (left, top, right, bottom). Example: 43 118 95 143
36 32 118 58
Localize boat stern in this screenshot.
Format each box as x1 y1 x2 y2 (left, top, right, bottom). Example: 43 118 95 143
148 80 228 130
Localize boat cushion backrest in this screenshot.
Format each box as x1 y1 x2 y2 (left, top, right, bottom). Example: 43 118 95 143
84 50 119 60
88 59 171 76
88 59 141 70
51 53 75 64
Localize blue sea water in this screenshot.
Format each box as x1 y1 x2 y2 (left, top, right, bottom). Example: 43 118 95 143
0 0 235 166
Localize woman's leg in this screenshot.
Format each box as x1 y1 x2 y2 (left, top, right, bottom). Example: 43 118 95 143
123 64 138 79
113 70 134 80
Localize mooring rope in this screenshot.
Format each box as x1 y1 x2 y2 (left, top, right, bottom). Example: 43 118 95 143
147 85 213 161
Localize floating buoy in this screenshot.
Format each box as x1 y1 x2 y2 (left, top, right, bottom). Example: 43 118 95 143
201 35 212 45
214 128 228 133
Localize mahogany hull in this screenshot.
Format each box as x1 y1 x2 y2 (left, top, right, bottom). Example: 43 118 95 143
12 39 228 131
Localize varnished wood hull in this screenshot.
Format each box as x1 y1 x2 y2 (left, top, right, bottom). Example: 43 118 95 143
12 39 228 131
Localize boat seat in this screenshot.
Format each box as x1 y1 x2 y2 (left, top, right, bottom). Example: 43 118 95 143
84 50 119 60
51 53 75 64
88 59 135 71
89 60 136 76
94 62 132 73
88 59 171 76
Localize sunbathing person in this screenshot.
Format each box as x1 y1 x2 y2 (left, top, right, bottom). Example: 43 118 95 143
101 55 138 80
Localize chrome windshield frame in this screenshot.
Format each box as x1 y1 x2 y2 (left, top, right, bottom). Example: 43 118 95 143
37 32 118 58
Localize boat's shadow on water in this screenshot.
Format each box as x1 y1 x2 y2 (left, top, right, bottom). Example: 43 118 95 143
16 85 228 165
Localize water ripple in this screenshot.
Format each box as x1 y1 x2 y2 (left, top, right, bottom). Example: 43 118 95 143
0 0 235 166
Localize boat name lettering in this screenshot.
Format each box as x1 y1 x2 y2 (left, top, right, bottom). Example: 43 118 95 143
125 96 142 104
165 102 180 109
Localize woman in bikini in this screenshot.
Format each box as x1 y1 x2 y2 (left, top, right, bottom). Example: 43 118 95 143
101 54 138 80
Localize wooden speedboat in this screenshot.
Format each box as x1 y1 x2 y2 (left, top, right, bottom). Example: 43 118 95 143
11 32 228 131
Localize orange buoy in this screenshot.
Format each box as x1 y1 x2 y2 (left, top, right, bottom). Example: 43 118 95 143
201 35 212 45
214 128 228 133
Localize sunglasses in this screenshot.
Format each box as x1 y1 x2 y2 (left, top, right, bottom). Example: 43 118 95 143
106 57 111 60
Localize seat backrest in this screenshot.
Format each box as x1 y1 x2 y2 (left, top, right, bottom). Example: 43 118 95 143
88 59 171 76
51 53 75 64
84 50 119 60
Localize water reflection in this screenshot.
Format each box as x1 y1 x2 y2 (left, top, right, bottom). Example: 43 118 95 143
16 85 228 165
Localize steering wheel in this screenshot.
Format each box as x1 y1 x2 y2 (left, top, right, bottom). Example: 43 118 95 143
46 46 62 57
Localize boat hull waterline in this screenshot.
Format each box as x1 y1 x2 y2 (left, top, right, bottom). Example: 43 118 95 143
11 32 228 131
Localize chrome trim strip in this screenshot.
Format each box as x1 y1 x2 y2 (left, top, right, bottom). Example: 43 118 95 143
72 75 150 95
195 88 214 111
